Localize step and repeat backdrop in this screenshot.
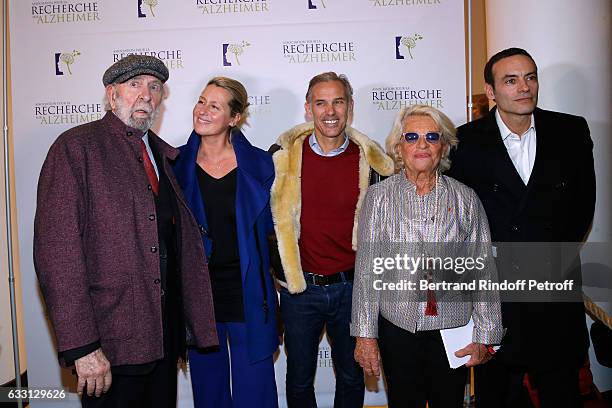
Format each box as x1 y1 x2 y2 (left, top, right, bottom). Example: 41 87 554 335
9 0 466 406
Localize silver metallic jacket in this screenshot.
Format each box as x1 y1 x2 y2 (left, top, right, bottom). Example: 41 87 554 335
350 173 503 345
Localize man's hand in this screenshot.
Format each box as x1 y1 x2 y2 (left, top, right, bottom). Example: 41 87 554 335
354 337 381 378
454 342 492 367
74 348 112 397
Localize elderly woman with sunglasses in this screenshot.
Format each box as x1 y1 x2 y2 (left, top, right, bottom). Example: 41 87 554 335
350 105 503 408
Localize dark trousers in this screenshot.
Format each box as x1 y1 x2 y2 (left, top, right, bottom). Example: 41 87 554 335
377 316 467 408
474 358 582 408
280 282 364 408
81 356 178 408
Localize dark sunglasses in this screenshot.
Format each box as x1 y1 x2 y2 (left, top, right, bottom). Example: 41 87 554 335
402 132 441 144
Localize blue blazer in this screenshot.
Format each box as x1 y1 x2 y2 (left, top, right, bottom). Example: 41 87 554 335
173 129 279 363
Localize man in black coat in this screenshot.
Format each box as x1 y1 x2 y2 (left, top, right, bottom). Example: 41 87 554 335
447 47 595 408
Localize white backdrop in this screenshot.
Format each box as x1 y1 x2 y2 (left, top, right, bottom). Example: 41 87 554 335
9 0 467 406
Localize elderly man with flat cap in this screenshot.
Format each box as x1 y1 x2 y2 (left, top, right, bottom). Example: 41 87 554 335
34 55 217 407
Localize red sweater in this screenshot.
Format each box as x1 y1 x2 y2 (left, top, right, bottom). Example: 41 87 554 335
299 140 360 275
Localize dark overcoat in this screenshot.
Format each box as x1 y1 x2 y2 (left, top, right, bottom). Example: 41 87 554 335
448 107 595 368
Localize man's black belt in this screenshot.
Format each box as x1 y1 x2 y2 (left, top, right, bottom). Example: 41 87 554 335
303 268 354 286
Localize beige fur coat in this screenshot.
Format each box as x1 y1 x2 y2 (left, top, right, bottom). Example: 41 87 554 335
270 122 395 294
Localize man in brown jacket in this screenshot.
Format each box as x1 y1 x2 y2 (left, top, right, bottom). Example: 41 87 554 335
34 55 217 407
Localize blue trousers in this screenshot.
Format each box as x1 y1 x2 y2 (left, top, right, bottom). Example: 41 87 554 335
188 322 278 408
280 281 365 408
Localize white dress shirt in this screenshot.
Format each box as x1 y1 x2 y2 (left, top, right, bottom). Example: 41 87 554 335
495 110 537 185
142 131 159 179
308 133 349 157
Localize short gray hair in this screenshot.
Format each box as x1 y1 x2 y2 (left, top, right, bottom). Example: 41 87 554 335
385 104 458 173
305 72 353 104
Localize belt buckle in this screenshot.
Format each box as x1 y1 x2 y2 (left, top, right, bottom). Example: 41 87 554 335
306 273 325 286
313 274 326 286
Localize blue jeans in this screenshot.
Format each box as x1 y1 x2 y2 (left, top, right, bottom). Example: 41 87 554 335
280 281 364 408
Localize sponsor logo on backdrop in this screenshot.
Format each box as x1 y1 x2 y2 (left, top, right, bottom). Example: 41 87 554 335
369 0 440 6
31 1 101 24
113 48 184 70
196 0 269 14
55 51 81 76
222 41 250 66
318 346 333 368
308 0 326 9
247 95 272 116
34 101 103 125
282 40 356 64
138 0 158 18
371 86 443 110
395 34 423 60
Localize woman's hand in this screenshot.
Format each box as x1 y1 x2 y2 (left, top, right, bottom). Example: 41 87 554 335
354 337 381 378
454 342 493 367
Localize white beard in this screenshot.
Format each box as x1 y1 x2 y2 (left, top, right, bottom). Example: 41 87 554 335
113 92 159 132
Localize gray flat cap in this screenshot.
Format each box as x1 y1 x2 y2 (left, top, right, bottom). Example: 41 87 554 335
102 54 169 86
